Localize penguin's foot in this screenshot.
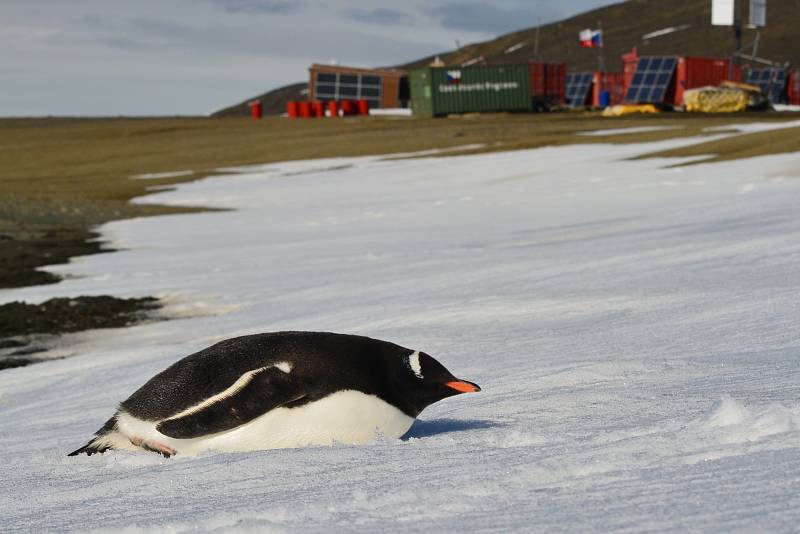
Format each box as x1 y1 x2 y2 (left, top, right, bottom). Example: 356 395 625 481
130 437 176 458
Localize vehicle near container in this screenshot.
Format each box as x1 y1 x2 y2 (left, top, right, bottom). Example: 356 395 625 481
410 65 531 117
308 64 408 110
529 61 566 110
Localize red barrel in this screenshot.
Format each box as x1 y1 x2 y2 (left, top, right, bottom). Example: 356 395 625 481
357 99 370 115
312 101 324 118
789 70 800 105
287 101 299 118
249 100 262 120
328 100 339 118
299 101 312 118
340 100 354 116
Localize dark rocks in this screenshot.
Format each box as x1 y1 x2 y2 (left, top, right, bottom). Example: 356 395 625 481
0 296 161 371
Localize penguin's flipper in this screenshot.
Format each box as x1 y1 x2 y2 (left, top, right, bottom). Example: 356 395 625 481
156 365 306 439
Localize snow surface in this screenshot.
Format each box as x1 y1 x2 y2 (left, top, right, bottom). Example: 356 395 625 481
368 108 413 117
702 119 800 134
3 128 800 532
772 104 800 113
131 170 195 180
579 125 683 136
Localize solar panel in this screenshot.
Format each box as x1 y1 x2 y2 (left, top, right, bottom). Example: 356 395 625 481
565 72 593 107
625 56 677 103
313 72 383 104
746 68 787 103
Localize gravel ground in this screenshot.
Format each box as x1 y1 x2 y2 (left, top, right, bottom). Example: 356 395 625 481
0 195 164 370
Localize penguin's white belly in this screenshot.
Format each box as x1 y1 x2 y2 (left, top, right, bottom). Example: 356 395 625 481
114 390 415 455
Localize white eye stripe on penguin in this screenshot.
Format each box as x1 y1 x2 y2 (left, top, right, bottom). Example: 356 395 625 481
408 351 424 379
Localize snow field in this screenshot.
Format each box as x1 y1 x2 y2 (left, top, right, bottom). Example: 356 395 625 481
2 127 800 532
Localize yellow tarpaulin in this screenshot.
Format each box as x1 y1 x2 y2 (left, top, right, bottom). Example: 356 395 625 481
602 104 660 117
683 86 749 113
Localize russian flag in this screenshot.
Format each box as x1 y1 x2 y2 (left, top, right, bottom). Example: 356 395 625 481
579 29 603 48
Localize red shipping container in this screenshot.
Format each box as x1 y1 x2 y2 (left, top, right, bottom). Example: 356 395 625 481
299 101 312 118
287 101 299 118
312 101 324 118
593 72 626 107
788 70 800 106
249 101 262 120
674 57 742 106
328 100 339 118
529 61 566 108
621 50 744 107
357 99 370 115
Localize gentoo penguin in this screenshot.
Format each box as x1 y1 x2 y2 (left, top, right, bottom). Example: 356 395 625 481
69 331 480 457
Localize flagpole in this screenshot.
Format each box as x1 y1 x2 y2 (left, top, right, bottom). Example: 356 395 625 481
729 0 742 80
597 20 605 72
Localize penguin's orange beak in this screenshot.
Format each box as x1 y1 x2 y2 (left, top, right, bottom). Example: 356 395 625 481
445 380 481 393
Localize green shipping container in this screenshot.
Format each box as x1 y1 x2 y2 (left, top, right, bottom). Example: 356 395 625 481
410 65 531 117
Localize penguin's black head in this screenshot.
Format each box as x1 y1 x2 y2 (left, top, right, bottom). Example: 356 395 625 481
395 350 480 415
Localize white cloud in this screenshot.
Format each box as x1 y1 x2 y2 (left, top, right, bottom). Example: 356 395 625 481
0 0 615 116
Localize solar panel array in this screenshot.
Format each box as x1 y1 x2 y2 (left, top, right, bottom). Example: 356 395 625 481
565 72 593 107
625 56 677 103
315 72 382 109
746 68 787 103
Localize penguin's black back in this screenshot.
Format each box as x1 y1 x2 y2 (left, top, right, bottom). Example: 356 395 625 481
120 331 414 420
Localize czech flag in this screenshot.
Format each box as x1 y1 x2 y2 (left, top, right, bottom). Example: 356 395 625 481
579 29 603 48
446 70 462 84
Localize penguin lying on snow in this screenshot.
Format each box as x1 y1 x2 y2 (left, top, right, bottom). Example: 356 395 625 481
69 331 480 457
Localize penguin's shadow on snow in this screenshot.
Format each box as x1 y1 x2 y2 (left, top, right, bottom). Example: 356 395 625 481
402 418 501 439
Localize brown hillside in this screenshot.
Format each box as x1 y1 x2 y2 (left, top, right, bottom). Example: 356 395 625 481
213 0 798 116
212 82 307 118
404 0 798 70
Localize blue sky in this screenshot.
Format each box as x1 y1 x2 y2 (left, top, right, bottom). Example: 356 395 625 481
2 1 616 116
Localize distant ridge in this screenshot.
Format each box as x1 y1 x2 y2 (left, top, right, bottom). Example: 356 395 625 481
212 0 797 117
212 82 307 118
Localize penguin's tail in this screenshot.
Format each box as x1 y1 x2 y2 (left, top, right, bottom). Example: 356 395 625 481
67 439 112 456
68 415 118 457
